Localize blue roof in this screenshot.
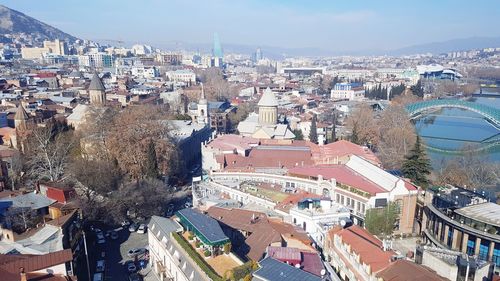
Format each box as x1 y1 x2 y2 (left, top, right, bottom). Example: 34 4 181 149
254 257 322 281
176 208 228 244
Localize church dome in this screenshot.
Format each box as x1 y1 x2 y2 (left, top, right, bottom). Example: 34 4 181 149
258 87 278 107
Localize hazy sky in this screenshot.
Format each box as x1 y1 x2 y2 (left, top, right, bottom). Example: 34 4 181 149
3 0 500 52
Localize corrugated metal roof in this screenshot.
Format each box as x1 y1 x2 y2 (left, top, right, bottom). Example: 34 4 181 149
254 257 321 281
176 208 229 244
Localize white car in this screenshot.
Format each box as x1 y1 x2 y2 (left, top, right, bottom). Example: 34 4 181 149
137 224 147 234
96 260 105 272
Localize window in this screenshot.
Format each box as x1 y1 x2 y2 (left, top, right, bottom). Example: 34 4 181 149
478 240 490 261
447 228 454 248
466 237 476 256
492 244 500 267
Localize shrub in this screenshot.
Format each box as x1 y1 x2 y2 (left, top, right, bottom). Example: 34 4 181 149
204 250 211 257
195 241 202 248
171 232 222 281
223 243 231 254
232 261 254 280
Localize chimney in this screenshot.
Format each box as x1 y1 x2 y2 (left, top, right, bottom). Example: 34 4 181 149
20 267 27 281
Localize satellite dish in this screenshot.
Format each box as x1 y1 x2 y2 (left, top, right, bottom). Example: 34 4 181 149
320 269 326 276
340 219 346 227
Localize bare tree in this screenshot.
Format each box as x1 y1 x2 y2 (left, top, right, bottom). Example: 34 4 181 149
435 146 500 189
376 105 417 169
106 105 172 180
8 151 26 190
345 104 379 146
25 123 77 182
112 179 173 220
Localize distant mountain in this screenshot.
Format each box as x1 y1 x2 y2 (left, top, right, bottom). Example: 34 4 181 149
0 5 77 42
391 37 500 55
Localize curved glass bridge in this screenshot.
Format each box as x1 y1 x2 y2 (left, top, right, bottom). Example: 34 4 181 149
406 99 500 154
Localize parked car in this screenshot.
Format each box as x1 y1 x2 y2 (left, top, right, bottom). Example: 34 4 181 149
110 231 119 240
96 232 106 244
121 220 130 227
129 273 141 281
137 224 147 234
128 223 138 232
184 202 193 209
126 261 137 273
96 260 105 272
127 248 146 257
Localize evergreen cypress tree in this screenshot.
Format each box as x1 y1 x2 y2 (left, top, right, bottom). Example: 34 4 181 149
351 123 359 144
401 136 432 188
309 114 318 144
293 129 304 140
144 139 159 179
331 112 337 143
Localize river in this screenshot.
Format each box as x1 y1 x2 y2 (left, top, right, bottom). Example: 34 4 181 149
413 91 500 168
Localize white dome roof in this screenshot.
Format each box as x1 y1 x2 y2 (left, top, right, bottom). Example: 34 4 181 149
258 87 278 107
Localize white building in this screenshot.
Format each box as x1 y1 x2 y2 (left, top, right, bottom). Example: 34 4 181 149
330 82 365 101
166 70 196 84
78 53 113 68
290 198 351 246
131 44 153 56
148 216 211 281
131 66 159 78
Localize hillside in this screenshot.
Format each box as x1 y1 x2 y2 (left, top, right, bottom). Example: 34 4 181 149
0 5 77 42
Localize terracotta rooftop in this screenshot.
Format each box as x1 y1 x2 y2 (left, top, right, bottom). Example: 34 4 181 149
376 259 447 281
0 249 73 281
301 252 324 277
288 165 386 195
275 192 322 213
313 140 381 166
206 134 259 152
206 207 313 261
329 225 395 273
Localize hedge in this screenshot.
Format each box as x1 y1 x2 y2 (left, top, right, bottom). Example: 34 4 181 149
171 232 222 281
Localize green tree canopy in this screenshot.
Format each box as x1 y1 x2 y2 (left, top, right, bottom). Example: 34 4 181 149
364 202 399 236
401 136 432 188
309 114 318 144
293 129 304 140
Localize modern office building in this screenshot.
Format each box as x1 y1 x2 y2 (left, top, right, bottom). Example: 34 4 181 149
422 186 500 267
78 53 113 68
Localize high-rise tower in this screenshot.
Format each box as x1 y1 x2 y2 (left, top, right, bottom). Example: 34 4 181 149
212 33 223 58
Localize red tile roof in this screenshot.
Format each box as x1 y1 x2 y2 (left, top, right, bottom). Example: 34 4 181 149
376 260 447 281
275 192 321 213
267 246 301 264
329 225 395 273
315 140 380 166
0 250 73 281
301 252 324 277
288 165 385 195
207 135 259 152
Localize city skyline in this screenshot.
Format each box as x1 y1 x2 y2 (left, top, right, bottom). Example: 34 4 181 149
2 0 500 53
